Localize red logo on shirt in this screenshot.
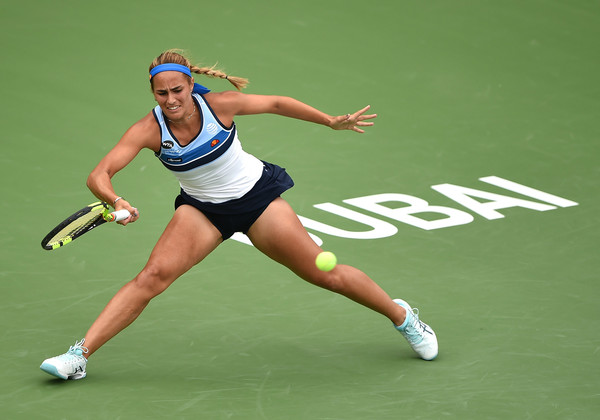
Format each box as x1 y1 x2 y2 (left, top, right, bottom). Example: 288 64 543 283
211 139 220 147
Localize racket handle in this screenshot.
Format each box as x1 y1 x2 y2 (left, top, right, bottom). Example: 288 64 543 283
104 209 131 222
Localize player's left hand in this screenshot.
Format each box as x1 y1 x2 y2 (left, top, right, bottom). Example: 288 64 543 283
329 105 377 133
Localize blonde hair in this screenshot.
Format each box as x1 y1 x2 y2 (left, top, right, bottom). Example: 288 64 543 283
149 49 249 90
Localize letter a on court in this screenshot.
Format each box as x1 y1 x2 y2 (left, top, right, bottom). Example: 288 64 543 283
431 176 578 220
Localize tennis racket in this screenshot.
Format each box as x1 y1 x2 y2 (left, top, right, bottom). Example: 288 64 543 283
41 202 131 250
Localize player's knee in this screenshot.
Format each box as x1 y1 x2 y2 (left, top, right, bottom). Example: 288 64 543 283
132 264 173 298
313 268 345 294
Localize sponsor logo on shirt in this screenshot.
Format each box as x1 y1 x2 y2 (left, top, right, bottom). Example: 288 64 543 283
206 122 219 135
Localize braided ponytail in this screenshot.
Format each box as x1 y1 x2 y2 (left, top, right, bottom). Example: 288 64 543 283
150 49 249 91
190 64 248 91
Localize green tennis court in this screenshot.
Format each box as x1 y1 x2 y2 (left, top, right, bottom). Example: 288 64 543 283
1 0 598 418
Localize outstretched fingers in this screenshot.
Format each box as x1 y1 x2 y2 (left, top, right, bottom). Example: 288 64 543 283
354 104 377 120
332 105 377 133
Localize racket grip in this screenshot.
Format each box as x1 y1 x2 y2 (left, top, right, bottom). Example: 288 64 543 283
105 209 131 222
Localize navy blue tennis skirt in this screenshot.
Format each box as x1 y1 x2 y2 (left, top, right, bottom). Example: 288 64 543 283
175 161 294 239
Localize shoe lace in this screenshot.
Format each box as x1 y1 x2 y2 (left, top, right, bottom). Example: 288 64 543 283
66 339 89 358
403 308 428 345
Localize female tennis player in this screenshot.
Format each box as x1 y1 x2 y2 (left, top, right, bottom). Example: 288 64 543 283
40 49 438 380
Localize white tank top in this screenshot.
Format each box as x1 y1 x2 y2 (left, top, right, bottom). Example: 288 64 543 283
153 93 263 203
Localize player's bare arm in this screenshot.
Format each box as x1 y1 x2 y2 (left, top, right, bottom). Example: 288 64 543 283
206 91 377 133
86 113 158 222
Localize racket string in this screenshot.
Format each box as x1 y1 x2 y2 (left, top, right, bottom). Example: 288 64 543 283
46 211 103 246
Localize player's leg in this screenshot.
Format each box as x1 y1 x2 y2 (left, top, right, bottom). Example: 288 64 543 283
246 198 406 326
246 198 438 360
41 205 223 379
82 205 223 357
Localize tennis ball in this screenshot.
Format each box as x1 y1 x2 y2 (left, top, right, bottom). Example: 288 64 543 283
315 251 337 272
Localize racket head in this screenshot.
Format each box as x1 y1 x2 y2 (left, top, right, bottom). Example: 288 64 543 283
41 202 110 250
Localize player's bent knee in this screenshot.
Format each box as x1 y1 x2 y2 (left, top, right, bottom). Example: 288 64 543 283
132 265 176 298
310 268 345 293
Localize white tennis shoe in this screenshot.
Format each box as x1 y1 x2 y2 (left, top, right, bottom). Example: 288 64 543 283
394 299 438 360
40 339 88 380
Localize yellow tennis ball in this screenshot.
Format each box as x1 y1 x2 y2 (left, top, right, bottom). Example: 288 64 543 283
316 251 337 272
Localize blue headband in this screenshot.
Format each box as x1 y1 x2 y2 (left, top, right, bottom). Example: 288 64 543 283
149 63 192 78
149 63 210 94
